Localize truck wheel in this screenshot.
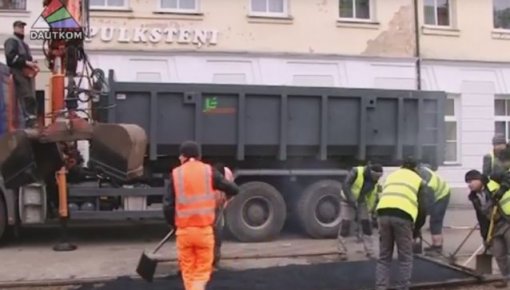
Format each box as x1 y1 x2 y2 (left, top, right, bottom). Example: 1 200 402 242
225 182 286 242
296 179 342 239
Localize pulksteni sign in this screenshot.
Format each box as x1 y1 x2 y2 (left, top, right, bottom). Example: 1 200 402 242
85 26 219 47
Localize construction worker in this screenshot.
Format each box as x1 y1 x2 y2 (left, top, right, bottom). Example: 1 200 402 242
482 134 507 178
212 162 235 268
486 146 510 288
337 163 383 260
375 157 434 290
465 169 498 243
162 141 239 290
416 163 450 255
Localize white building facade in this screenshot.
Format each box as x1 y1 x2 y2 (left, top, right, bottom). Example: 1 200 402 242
1 0 510 205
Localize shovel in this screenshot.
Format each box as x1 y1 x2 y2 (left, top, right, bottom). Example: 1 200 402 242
475 206 498 274
136 229 175 282
447 222 478 264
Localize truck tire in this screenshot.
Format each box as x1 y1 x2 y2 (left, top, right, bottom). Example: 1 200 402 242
225 182 286 242
296 179 342 239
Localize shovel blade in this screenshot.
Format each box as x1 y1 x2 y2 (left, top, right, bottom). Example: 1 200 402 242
476 254 493 274
136 252 158 283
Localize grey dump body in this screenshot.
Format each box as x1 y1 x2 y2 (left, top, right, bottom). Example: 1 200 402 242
94 70 446 167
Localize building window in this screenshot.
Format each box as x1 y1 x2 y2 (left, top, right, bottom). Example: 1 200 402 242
90 0 128 9
424 0 451 26
494 0 510 30
250 0 288 17
0 0 26 10
159 0 198 12
339 0 371 20
445 96 460 163
494 97 510 142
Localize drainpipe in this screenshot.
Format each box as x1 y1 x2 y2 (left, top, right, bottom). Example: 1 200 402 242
414 0 422 90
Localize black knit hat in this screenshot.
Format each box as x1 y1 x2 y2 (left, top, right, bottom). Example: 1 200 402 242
465 169 482 183
369 164 383 173
493 134 506 146
179 140 201 158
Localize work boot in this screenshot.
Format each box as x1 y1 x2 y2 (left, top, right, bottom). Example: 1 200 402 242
424 245 443 253
493 279 508 288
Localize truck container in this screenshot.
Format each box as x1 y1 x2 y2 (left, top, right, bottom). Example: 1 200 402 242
0 69 447 243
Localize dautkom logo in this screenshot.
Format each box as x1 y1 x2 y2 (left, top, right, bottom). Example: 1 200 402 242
30 0 84 41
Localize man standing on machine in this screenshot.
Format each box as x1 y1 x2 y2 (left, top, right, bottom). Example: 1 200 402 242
4 20 39 128
337 163 383 260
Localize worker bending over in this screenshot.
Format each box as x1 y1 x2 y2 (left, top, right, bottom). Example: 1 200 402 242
337 163 383 260
163 141 239 290
375 157 433 290
465 170 498 244
485 147 510 288
212 162 235 268
482 134 507 179
416 163 450 255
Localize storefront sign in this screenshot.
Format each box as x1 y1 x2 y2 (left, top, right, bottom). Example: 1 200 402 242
85 26 219 47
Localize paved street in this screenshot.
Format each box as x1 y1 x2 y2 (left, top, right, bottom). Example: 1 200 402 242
0 208 499 289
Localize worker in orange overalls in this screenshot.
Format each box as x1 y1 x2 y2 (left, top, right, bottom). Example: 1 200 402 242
163 141 239 290
212 162 235 268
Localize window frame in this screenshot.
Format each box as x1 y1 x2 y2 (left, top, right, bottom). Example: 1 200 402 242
0 0 27 10
494 95 510 143
248 0 289 18
493 0 510 31
423 0 453 28
157 0 200 13
444 94 461 164
338 0 374 22
89 0 130 10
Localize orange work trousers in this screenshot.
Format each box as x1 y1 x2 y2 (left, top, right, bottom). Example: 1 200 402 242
176 226 215 290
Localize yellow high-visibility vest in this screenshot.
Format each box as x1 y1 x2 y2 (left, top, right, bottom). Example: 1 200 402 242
341 166 380 211
376 168 422 223
423 167 450 202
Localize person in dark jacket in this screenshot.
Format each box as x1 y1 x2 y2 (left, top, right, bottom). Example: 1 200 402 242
3 20 39 127
211 162 235 268
482 134 507 179
465 170 496 243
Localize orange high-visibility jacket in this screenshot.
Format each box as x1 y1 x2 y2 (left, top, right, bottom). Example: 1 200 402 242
172 160 216 228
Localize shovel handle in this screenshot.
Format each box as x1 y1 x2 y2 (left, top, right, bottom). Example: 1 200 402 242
152 229 175 254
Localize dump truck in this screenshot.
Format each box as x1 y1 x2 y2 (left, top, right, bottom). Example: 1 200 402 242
0 66 447 244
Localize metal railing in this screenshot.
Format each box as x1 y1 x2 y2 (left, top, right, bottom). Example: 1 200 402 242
0 0 26 10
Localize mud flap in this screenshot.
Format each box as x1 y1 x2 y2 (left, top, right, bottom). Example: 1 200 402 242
0 130 63 189
88 123 147 182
